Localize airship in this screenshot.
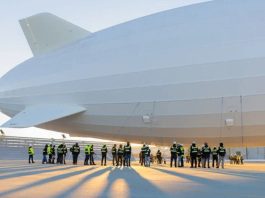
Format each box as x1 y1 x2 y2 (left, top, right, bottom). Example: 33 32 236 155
0 0 265 147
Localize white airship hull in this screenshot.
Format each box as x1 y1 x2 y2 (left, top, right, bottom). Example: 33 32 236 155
1 0 265 146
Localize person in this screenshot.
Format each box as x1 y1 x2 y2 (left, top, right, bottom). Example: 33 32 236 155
156 149 162 164
202 142 211 168
197 148 202 168
190 141 198 168
178 144 185 167
124 141 132 167
112 144 117 166
101 144 108 166
90 144 96 165
212 147 219 168
117 144 124 166
42 144 48 164
170 142 177 168
51 145 56 164
28 144 35 164
145 145 151 167
218 142 226 169
141 144 147 166
70 143 80 165
84 144 90 165
47 144 52 164
63 143 68 164
57 143 64 164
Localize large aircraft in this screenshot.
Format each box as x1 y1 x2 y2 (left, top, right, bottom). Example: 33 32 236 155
0 0 265 147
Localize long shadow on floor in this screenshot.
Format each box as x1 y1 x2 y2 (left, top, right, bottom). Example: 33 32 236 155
55 166 112 198
98 167 169 198
0 167 97 197
0 165 79 179
197 168 265 180
151 167 226 187
0 164 52 173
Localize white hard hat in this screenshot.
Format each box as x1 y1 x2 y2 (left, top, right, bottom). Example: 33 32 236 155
29 144 32 147
192 141 196 144
173 141 176 144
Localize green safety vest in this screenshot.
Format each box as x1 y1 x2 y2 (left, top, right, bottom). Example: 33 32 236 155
85 145 90 154
28 147 34 155
47 145 52 155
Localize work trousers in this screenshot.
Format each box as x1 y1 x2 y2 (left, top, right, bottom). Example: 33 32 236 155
157 156 162 164
124 153 131 167
178 155 184 167
84 154 90 165
141 154 145 166
212 155 218 168
29 155 34 163
101 154 107 165
170 155 177 167
191 155 197 168
202 156 210 168
90 154 95 165
57 154 63 164
145 156 150 167
117 155 123 166
42 155 47 164
112 154 117 166
48 154 52 163
219 156 225 169
72 153 79 165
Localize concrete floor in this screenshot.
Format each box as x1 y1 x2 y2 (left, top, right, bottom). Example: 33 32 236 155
0 160 264 198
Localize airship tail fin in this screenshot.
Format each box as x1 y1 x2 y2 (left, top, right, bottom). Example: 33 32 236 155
19 13 91 56
1 104 86 128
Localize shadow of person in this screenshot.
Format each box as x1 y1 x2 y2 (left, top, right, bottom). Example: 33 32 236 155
55 166 112 198
0 165 78 180
98 167 168 197
0 167 97 197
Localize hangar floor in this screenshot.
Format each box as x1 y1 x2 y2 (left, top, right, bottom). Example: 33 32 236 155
0 160 264 198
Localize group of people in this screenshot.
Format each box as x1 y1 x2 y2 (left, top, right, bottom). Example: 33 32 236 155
28 141 227 169
187 142 227 169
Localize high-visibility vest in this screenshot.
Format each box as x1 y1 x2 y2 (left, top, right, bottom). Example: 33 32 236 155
85 145 90 154
212 148 218 156
47 145 52 155
57 146 64 154
191 146 198 153
218 147 226 156
171 146 177 153
118 148 124 155
101 146 107 153
124 145 131 153
28 147 34 155
180 146 185 156
112 147 117 154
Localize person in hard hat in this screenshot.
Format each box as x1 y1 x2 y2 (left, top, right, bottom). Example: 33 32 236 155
28 144 35 164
